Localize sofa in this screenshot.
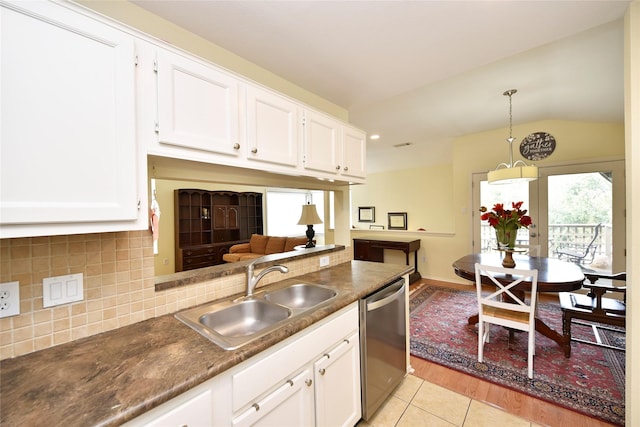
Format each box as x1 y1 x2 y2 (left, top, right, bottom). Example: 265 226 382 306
222 234 309 263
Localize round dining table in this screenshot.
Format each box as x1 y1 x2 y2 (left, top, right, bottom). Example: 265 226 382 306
452 253 585 357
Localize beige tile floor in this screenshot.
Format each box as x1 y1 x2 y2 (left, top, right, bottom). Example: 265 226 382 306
358 374 543 427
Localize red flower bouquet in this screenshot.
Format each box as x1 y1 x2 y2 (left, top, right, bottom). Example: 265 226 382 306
479 201 532 249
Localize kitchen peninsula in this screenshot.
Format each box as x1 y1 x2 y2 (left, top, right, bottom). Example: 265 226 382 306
0 261 412 427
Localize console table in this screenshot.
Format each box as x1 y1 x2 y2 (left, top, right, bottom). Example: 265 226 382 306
353 237 421 283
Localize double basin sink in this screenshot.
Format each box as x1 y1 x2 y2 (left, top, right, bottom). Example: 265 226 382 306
175 283 337 350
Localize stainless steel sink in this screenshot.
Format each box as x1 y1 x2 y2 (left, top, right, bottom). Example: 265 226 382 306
264 283 337 309
175 282 338 350
175 299 291 350
199 299 291 337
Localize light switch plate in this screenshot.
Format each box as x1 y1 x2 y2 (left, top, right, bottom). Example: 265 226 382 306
43 273 84 308
0 281 20 318
319 256 330 267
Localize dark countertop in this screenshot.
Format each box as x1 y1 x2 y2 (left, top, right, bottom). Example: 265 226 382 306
0 260 412 427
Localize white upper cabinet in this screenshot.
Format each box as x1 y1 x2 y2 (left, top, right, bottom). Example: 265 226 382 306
155 49 241 157
245 84 300 168
302 111 367 182
0 0 145 238
302 110 341 174
340 124 367 180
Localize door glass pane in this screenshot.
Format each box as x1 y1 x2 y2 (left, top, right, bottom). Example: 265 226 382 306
479 181 530 253
548 172 612 273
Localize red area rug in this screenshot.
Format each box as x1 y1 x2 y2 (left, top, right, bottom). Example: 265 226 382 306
410 285 625 425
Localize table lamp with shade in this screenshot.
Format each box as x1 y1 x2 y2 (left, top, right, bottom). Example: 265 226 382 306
297 203 322 248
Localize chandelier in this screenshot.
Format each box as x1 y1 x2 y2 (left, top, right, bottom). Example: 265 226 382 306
487 89 538 184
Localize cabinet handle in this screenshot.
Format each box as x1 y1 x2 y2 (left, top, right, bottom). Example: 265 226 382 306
252 403 260 412
318 368 326 376
335 165 341 170
251 148 258 154
323 353 330 359
287 379 293 387
343 166 349 172
344 338 350 344
305 379 312 387
233 143 240 150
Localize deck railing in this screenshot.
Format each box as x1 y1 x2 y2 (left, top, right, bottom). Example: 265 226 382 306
480 223 611 263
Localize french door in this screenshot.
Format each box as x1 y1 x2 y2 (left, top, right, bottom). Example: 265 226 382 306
472 160 625 273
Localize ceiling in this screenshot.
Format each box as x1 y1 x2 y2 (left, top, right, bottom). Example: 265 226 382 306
131 0 629 173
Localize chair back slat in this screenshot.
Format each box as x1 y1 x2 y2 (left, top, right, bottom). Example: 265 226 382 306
474 263 539 379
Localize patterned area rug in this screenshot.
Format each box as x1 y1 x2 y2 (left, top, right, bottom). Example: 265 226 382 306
410 285 625 426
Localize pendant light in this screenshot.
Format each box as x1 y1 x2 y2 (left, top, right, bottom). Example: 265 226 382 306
487 89 538 184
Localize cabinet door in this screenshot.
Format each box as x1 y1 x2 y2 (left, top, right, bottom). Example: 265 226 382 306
227 206 240 229
314 332 361 427
123 385 212 427
232 369 314 427
1 1 138 231
156 49 241 156
213 206 240 230
245 84 299 167
143 388 212 427
340 124 367 179
302 110 341 174
214 206 229 230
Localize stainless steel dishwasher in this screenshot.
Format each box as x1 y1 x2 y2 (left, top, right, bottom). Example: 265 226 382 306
359 277 407 421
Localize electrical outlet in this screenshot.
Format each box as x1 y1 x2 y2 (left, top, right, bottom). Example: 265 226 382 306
0 281 20 318
319 256 330 267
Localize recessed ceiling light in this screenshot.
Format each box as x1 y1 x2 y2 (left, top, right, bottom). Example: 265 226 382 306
369 134 380 140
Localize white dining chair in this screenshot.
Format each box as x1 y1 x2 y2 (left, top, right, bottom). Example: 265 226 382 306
474 263 539 379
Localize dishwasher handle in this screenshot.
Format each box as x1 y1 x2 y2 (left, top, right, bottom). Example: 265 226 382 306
366 279 405 312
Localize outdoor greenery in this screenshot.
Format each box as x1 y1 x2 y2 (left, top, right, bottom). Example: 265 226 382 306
548 173 612 224
481 172 612 226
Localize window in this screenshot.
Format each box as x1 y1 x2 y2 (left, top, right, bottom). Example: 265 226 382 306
266 189 325 243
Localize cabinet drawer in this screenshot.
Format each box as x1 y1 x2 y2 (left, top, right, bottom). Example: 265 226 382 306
231 368 313 427
182 255 217 270
231 303 358 413
183 246 216 257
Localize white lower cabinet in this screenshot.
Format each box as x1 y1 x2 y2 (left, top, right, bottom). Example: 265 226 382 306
126 303 361 427
314 331 361 427
141 387 212 427
232 368 314 427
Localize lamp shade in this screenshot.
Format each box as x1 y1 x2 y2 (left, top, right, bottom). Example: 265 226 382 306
297 204 323 225
488 165 538 184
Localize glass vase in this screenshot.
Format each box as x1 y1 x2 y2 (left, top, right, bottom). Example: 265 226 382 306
495 226 518 268
495 226 518 250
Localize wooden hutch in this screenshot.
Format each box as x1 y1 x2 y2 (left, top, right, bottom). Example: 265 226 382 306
174 189 263 271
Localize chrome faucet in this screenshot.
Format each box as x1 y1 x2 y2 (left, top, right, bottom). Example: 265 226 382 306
246 261 289 297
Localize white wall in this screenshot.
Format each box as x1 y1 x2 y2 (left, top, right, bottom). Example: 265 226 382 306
624 2 639 424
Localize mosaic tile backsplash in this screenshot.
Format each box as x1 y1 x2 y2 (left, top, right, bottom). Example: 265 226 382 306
0 231 350 360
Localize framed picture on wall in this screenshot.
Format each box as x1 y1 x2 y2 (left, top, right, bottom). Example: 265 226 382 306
388 212 407 230
359 206 375 222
